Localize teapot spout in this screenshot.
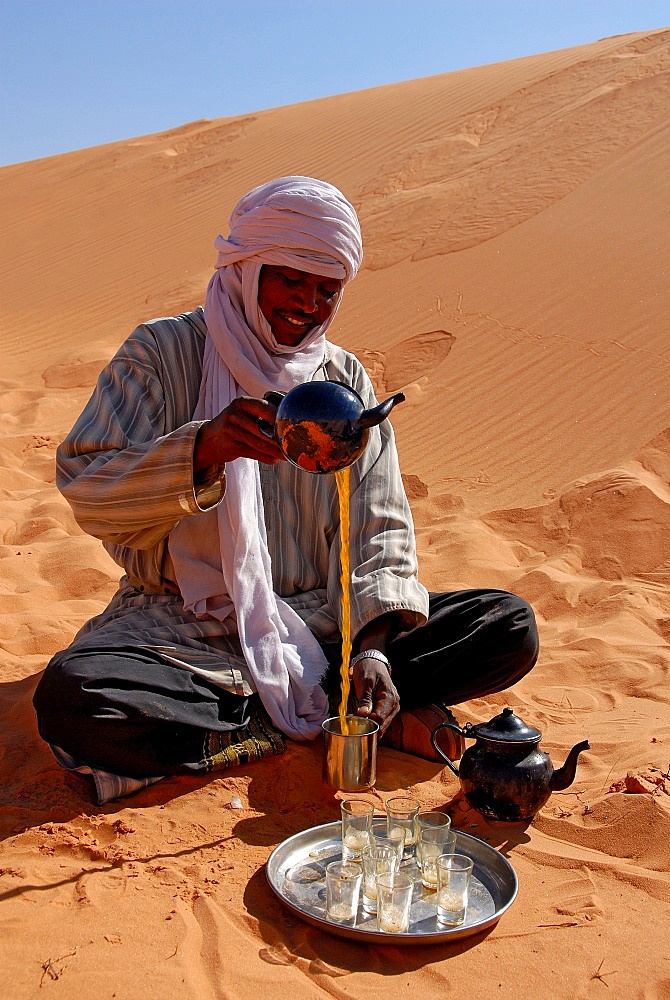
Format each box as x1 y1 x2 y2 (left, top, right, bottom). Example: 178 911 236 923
549 740 590 791
359 393 406 430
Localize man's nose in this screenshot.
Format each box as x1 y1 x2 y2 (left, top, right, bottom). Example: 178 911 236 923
294 283 318 312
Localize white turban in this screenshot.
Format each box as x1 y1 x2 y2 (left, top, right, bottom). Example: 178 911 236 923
169 177 362 740
213 175 363 282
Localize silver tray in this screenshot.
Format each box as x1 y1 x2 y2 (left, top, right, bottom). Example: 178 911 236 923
266 820 517 944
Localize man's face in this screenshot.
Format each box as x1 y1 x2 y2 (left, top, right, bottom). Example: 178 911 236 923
258 265 343 346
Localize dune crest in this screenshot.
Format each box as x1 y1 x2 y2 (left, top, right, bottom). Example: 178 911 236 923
359 29 670 266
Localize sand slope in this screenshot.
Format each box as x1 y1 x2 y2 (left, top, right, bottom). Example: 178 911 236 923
1 27 669 1000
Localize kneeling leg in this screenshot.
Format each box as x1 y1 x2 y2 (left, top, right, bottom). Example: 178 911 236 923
388 589 539 708
33 646 255 778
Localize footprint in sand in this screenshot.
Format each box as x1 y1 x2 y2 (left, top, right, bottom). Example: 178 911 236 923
548 873 605 925
42 350 111 389
358 329 455 394
401 474 429 501
526 687 601 712
518 686 617 723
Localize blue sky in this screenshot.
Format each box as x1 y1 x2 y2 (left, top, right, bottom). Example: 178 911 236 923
1 1 668 166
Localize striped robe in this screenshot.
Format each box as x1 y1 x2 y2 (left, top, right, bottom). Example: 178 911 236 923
56 308 429 697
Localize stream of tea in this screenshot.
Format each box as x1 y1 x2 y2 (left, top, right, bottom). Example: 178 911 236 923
334 467 352 734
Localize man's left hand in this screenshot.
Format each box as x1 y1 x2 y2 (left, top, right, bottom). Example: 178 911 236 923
351 656 399 734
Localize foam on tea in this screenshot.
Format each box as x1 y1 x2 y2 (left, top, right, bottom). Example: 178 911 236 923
335 466 352 734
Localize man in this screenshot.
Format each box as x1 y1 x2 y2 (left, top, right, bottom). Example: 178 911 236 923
33 176 538 803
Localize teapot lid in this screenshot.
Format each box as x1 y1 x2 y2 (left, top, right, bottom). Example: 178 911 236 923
471 707 542 743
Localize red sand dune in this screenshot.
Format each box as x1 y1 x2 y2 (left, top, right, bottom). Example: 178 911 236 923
1 28 669 999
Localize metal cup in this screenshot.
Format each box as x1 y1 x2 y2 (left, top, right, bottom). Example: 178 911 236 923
322 715 379 791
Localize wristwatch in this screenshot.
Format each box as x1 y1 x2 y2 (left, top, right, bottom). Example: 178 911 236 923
349 649 392 675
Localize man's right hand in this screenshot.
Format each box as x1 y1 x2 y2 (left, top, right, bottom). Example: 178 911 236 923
193 396 285 473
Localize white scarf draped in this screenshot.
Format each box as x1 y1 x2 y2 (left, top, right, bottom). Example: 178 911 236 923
168 177 363 740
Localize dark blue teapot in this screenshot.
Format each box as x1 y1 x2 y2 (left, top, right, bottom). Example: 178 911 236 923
262 382 405 474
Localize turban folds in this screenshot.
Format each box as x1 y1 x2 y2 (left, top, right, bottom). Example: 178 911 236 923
213 175 363 283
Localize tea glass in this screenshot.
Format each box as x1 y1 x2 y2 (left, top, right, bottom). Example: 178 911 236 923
325 860 362 925
376 870 414 933
340 799 374 861
369 820 404 867
436 853 474 926
385 796 420 860
361 844 398 914
415 811 451 870
417 828 456 889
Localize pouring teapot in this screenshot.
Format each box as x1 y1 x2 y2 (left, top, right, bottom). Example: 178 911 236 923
431 707 590 822
261 382 405 474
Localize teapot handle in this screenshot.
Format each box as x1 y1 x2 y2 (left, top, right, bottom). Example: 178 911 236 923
431 722 466 776
258 391 285 440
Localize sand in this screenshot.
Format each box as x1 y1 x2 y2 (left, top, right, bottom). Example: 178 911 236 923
1 26 669 1000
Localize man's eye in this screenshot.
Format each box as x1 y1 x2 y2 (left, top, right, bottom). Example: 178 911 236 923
320 286 340 300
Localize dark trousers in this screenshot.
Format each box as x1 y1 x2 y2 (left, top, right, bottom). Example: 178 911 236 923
390 589 538 706
33 589 538 778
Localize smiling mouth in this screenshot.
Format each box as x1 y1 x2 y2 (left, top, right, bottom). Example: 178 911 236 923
281 313 313 328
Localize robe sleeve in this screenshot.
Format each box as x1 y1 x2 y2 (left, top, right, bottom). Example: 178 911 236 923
56 320 223 552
